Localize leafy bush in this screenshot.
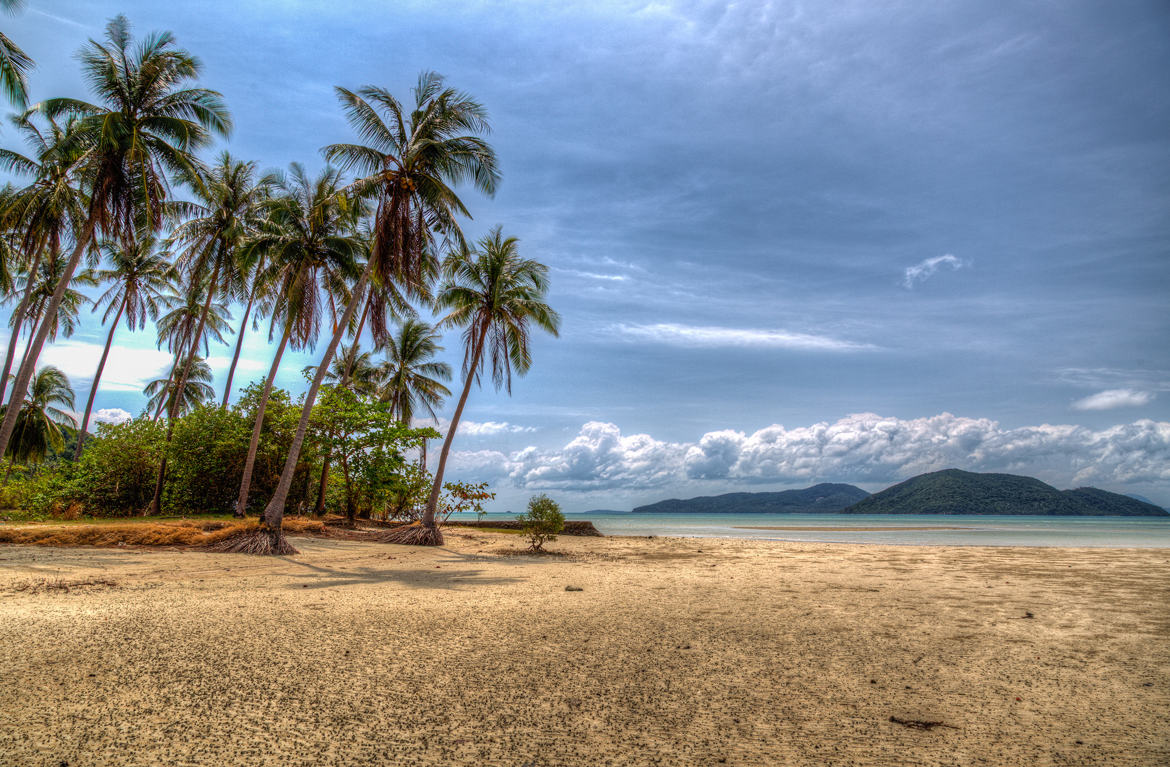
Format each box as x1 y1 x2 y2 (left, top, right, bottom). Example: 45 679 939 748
0 466 80 520
164 405 250 515
72 418 166 516
517 493 564 552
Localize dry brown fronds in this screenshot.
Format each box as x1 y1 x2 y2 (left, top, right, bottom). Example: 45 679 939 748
379 522 444 546
0 518 324 549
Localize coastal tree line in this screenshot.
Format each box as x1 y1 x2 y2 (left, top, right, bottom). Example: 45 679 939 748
0 10 560 552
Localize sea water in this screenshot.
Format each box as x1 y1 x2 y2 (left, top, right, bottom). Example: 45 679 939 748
448 511 1170 547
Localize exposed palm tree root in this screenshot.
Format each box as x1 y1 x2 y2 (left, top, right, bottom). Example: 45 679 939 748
379 522 444 546
206 524 298 556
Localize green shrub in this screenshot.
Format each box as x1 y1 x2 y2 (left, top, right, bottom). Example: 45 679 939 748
517 493 564 552
164 405 251 515
72 418 166 515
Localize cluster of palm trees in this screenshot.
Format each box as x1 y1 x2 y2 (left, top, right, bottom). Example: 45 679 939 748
0 14 560 551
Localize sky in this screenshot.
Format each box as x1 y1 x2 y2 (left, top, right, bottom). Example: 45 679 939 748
4 0 1169 510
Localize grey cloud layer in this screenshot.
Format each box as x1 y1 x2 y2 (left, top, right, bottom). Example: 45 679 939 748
450 414 1170 492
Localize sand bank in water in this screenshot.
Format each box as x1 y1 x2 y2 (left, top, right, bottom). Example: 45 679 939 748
1 530 1167 766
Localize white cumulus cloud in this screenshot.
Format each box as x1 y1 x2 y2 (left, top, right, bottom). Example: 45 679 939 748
902 254 969 289
92 408 132 425
1071 389 1155 411
448 414 1170 493
37 340 172 392
615 323 874 351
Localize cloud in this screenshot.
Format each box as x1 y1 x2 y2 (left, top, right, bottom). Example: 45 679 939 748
449 413 1170 492
902 254 969 289
1071 389 1155 411
615 323 874 351
459 420 539 437
92 408 132 425
37 340 173 392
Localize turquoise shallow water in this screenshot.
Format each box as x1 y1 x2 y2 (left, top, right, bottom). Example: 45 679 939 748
448 511 1170 547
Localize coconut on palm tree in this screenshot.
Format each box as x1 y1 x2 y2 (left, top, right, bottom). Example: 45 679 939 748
233 74 497 555
384 228 559 545
0 15 231 464
229 164 362 527
75 235 174 457
2 365 75 479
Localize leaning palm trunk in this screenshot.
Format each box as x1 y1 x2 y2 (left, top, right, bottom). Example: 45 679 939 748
74 296 126 458
216 267 372 555
147 266 220 515
0 245 45 404
384 327 485 546
233 324 291 518
0 224 92 461
222 255 265 407
314 291 371 515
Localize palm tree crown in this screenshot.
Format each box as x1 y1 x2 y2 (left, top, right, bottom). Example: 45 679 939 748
378 319 451 424
3 365 76 465
143 356 212 418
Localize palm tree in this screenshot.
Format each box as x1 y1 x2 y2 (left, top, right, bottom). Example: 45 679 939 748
7 258 96 373
386 228 559 545
0 112 88 404
2 366 75 479
221 246 275 406
75 236 173 457
229 74 497 554
143 357 212 418
151 286 231 419
378 319 452 425
0 0 32 107
165 152 270 416
232 164 362 522
0 15 231 464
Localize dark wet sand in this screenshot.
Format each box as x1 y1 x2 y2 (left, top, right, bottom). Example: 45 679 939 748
1 530 1168 766
733 525 973 531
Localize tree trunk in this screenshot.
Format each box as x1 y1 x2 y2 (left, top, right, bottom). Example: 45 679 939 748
222 254 264 407
422 325 487 528
341 452 355 526
148 264 221 515
0 224 93 462
260 265 372 532
15 315 39 384
152 343 186 421
74 296 126 459
0 245 45 404
233 324 291 518
314 456 331 515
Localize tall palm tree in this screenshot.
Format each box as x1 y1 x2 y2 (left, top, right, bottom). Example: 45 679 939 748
142 357 212 418
386 228 559 545
232 164 362 522
228 74 497 554
75 236 173 457
378 319 452 425
0 15 231 464
220 246 275 406
0 0 32 107
0 112 88 403
2 366 75 479
165 152 270 416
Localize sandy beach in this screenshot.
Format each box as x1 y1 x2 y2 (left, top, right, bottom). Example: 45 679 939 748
1 530 1168 766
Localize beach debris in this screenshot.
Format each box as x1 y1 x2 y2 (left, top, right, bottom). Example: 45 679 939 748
565 585 583 592
1023 611 1034 618
889 716 958 731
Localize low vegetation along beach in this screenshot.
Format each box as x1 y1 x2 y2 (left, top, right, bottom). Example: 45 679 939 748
2 526 1168 766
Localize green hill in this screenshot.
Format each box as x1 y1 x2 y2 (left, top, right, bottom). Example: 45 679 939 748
632 483 870 514
841 469 1168 516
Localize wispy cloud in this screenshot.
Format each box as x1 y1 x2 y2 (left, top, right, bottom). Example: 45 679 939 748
615 323 875 351
93 408 132 425
37 340 172 392
1071 389 1155 411
902 254 969 289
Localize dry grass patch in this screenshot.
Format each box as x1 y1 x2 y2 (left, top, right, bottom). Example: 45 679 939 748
0 518 325 548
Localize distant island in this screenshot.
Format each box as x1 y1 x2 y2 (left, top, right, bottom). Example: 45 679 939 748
632 483 871 514
843 469 1168 516
630 470 1168 516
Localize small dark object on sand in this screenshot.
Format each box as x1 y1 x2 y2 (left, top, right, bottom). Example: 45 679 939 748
565 585 583 592
889 716 958 731
1023 611 1034 618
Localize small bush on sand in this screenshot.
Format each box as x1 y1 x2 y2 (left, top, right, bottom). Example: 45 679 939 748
517 493 564 552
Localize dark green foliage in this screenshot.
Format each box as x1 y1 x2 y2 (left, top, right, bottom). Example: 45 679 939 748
71 418 166 515
163 405 249 515
517 493 564 552
633 483 870 514
842 469 1169 516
